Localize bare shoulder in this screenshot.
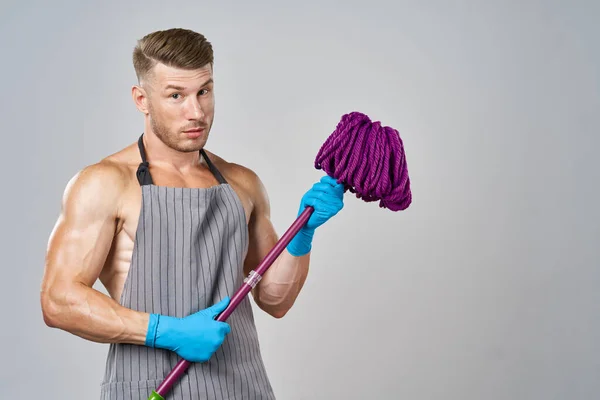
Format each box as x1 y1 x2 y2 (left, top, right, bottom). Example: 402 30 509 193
61 161 126 218
205 150 269 208
68 160 129 192
61 143 138 219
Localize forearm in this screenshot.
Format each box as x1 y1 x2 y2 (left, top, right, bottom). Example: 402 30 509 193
41 281 149 345
246 173 344 317
254 250 310 318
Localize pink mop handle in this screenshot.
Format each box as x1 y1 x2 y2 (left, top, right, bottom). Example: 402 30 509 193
152 206 314 398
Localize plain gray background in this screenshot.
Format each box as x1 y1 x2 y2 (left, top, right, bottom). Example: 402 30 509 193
1 0 599 399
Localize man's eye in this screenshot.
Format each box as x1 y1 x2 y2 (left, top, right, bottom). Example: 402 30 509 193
171 93 181 99
199 89 210 96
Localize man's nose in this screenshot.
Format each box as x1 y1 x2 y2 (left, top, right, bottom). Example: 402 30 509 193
185 98 204 120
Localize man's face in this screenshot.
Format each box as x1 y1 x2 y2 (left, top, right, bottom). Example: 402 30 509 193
143 62 215 152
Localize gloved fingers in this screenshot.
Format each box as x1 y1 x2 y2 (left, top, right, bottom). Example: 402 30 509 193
314 202 343 216
320 176 345 196
302 187 343 203
302 203 343 218
320 175 344 189
206 297 230 318
302 204 343 224
216 321 231 335
314 193 344 210
302 191 344 209
310 181 345 198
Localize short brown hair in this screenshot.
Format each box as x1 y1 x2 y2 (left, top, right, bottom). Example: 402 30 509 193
132 28 214 83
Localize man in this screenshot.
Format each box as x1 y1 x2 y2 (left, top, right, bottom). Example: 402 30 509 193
40 28 344 399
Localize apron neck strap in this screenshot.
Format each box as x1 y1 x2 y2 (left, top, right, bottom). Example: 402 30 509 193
135 133 228 186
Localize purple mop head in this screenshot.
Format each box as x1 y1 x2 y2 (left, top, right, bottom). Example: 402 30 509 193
314 111 412 211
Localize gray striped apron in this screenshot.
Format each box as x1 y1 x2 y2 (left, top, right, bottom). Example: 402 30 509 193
100 135 276 400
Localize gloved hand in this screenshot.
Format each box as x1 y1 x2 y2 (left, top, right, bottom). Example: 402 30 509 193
286 175 345 257
145 297 231 363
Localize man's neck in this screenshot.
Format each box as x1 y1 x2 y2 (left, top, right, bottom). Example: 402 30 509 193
142 131 203 173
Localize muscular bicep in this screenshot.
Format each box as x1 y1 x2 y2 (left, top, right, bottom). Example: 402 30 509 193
244 208 279 276
239 170 309 317
42 164 126 293
242 174 279 277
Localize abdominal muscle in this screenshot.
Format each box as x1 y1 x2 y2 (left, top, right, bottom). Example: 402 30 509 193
98 184 142 303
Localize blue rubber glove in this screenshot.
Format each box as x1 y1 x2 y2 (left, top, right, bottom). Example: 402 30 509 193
145 297 231 363
286 175 345 257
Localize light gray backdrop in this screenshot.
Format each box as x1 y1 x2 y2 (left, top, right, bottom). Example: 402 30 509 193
1 1 599 399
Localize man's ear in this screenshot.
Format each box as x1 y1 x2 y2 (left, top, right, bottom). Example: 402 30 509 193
132 84 150 114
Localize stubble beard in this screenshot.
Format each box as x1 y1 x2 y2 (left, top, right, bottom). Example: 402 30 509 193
148 108 210 153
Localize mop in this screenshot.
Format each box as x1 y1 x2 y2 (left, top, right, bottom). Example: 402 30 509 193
147 111 412 399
